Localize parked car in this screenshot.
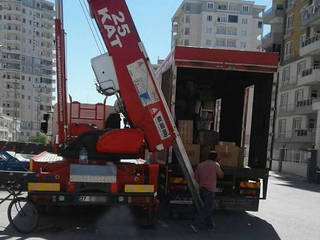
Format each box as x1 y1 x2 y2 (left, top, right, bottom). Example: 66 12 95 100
0 151 29 171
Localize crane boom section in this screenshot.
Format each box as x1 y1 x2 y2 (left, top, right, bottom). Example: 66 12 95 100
87 0 175 151
55 18 68 144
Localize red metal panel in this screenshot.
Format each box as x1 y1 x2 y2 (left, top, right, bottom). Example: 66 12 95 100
96 129 144 154
174 46 279 71
88 0 175 151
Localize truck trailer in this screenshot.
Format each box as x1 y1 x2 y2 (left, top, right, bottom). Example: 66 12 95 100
156 46 278 212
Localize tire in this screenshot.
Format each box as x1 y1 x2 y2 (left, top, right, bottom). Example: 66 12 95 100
7 198 39 233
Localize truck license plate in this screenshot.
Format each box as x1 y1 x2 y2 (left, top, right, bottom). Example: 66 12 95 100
77 196 107 203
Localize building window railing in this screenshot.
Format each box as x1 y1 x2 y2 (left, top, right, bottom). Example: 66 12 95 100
301 3 320 23
300 66 320 77
301 34 320 47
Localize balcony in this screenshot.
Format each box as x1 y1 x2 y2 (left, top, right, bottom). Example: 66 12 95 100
262 32 283 50
300 34 320 56
298 67 320 86
301 4 320 27
263 6 284 24
276 129 315 143
278 99 314 117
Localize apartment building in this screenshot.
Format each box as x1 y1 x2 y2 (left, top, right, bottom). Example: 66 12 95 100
0 0 55 142
266 0 320 177
0 107 20 141
261 0 284 53
171 0 265 51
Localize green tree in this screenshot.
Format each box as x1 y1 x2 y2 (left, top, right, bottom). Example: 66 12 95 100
30 133 48 145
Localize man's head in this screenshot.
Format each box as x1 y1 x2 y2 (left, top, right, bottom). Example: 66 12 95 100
208 151 218 161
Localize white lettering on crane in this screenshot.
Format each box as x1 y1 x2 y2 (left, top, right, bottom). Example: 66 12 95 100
97 7 131 48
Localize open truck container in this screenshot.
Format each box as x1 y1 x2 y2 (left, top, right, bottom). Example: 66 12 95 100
156 46 278 211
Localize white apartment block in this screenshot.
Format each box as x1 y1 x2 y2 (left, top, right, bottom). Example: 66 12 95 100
268 0 320 177
0 107 20 141
171 0 265 51
0 0 55 142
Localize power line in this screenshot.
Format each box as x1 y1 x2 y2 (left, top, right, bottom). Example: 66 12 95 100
82 0 106 53
78 0 102 54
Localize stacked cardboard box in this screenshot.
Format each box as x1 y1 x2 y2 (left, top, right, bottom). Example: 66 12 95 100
178 120 200 166
202 100 214 111
185 144 201 166
178 120 193 144
215 142 244 168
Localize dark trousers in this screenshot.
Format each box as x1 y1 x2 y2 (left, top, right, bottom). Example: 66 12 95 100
193 187 215 229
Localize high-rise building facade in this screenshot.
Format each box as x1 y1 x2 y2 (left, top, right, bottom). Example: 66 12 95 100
171 0 265 51
0 0 55 142
266 0 320 176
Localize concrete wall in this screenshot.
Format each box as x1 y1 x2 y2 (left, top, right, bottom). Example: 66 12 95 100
271 160 308 177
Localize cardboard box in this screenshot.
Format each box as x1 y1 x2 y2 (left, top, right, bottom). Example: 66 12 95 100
215 142 244 168
185 144 200 166
197 130 219 146
203 100 214 111
200 145 212 162
178 120 193 144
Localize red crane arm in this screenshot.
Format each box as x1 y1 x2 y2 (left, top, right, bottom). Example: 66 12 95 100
55 2 68 145
87 0 176 151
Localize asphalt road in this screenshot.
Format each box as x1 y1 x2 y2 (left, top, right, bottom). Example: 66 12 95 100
0 171 319 240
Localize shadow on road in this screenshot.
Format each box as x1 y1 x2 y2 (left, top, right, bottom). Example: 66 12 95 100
0 206 281 240
272 172 320 193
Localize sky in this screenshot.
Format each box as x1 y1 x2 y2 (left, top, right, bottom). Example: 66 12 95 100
52 0 272 105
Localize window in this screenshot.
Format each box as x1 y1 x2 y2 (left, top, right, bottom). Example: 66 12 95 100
297 60 306 76
242 18 248 24
286 15 293 35
309 118 315 129
227 39 236 48
226 27 237 36
241 30 247 36
185 15 190 23
218 4 227 10
284 42 291 60
229 4 238 12
240 42 246 49
208 3 214 9
280 93 288 111
184 28 190 35
184 39 189 46
295 89 304 105
243 5 249 12
282 66 290 83
311 90 318 99
278 119 287 137
185 4 191 11
216 26 226 34
206 40 212 46
228 15 238 23
258 21 263 28
207 15 212 21
216 39 226 47
293 118 302 130
206 27 213 34
217 15 227 23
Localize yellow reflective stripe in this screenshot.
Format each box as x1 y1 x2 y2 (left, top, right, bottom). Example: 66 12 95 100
29 159 33 172
28 183 60 192
124 185 154 193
